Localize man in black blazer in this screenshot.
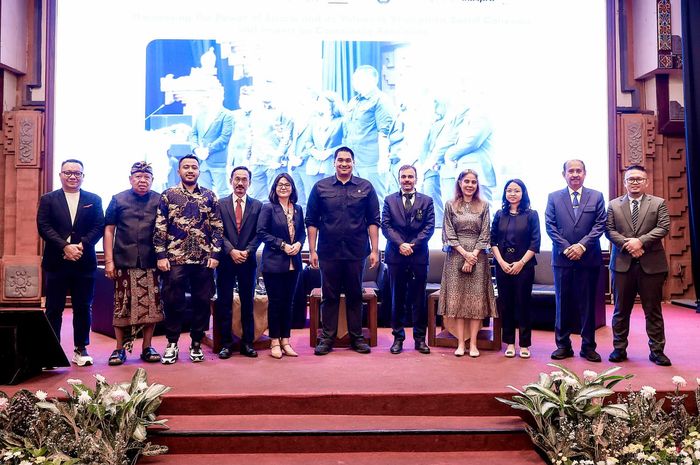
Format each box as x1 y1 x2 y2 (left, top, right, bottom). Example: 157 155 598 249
381 165 435 354
216 166 263 358
37 159 104 366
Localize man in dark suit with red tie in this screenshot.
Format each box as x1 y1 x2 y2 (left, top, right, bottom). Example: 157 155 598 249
215 166 263 358
37 159 104 367
381 165 435 354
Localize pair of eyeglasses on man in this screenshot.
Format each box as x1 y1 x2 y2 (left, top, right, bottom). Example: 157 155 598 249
61 171 84 178
625 177 647 184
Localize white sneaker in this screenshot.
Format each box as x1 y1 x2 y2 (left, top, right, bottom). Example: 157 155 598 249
189 342 205 363
161 343 179 364
72 348 93 367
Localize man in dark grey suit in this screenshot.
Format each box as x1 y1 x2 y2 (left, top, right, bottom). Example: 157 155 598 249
545 159 607 362
37 159 104 367
215 166 263 359
381 165 435 354
606 165 671 366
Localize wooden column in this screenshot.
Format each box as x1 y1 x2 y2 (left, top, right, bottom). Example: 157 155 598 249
0 110 44 305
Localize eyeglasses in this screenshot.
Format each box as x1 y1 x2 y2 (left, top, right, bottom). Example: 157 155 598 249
277 183 292 188
625 177 647 184
61 171 84 178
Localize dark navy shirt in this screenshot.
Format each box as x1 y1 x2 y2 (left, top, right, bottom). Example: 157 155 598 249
305 175 381 261
105 189 161 269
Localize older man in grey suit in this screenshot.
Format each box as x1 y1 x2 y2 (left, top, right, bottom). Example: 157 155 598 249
606 165 671 366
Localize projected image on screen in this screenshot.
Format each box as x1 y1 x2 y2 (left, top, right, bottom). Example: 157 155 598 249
145 39 497 225
53 0 609 250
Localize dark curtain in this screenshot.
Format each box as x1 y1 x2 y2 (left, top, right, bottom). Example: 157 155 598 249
681 0 700 309
144 40 249 130
321 41 382 102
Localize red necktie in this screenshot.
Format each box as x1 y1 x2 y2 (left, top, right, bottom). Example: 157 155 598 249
235 198 243 232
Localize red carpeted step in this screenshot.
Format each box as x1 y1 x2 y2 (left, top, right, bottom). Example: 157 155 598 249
149 414 533 454
140 450 547 465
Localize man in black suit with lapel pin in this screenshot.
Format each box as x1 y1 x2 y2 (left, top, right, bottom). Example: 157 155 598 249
381 165 435 354
37 159 104 367
216 166 263 358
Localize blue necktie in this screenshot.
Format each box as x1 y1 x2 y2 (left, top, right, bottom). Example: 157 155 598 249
572 191 580 219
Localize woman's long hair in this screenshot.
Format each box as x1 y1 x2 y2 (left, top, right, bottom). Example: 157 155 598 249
500 178 531 213
453 169 483 212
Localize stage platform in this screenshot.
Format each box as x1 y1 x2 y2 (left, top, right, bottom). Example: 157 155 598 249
4 303 699 464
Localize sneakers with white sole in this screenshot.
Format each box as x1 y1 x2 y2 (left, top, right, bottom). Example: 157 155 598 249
189 342 205 363
161 342 179 365
72 347 93 367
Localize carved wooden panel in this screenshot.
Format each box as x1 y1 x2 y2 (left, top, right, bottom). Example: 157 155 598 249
615 114 693 301
0 256 41 302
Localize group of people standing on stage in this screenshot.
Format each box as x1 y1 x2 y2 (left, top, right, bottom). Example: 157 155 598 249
37 152 672 368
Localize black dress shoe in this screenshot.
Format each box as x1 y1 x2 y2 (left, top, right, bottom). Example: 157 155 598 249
351 338 371 354
314 340 333 356
390 339 403 354
415 340 431 354
580 350 602 363
649 352 672 366
240 343 258 358
218 347 233 359
551 348 574 360
608 349 627 363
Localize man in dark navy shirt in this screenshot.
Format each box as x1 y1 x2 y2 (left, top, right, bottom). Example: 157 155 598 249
305 146 381 355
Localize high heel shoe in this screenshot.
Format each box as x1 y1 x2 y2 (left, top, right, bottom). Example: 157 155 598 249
270 339 283 359
280 338 298 357
454 346 465 357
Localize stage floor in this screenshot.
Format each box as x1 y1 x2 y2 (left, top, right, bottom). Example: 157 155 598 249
5 304 700 397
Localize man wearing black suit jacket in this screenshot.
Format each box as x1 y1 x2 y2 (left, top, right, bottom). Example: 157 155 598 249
216 166 263 358
382 165 435 354
37 159 104 367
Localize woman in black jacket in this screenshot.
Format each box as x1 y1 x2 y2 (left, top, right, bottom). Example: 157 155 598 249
490 179 540 359
257 173 306 358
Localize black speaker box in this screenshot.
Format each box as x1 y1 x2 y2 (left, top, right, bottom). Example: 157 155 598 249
0 309 70 385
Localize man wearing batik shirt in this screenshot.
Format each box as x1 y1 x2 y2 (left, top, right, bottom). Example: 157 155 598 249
154 154 224 364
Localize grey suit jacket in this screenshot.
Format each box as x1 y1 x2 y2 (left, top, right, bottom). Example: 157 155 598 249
605 194 670 274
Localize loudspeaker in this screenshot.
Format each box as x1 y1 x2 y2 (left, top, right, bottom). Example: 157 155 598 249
0 309 70 385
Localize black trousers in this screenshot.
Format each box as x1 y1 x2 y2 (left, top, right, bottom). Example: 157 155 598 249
553 265 600 352
215 259 257 346
496 265 535 347
263 270 300 339
319 259 365 343
161 264 213 344
388 263 428 342
611 262 667 353
44 267 95 348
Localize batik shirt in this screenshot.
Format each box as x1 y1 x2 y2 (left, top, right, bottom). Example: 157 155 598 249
154 184 224 265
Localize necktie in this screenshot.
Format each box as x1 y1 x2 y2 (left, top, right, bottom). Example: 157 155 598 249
235 198 243 232
631 199 639 230
403 193 413 211
572 191 580 219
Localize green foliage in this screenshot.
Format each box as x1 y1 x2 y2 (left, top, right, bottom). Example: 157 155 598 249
0 369 170 465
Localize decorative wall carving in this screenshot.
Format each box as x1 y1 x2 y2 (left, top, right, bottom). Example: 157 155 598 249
616 114 693 301
3 264 39 298
18 118 36 164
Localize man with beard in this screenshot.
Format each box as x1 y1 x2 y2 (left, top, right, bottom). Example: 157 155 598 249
381 165 435 354
154 155 224 364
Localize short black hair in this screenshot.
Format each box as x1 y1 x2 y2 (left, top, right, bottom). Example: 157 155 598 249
268 173 298 205
61 159 84 169
334 146 354 160
398 164 417 177
625 164 646 173
178 154 200 168
230 166 252 181
562 159 586 172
